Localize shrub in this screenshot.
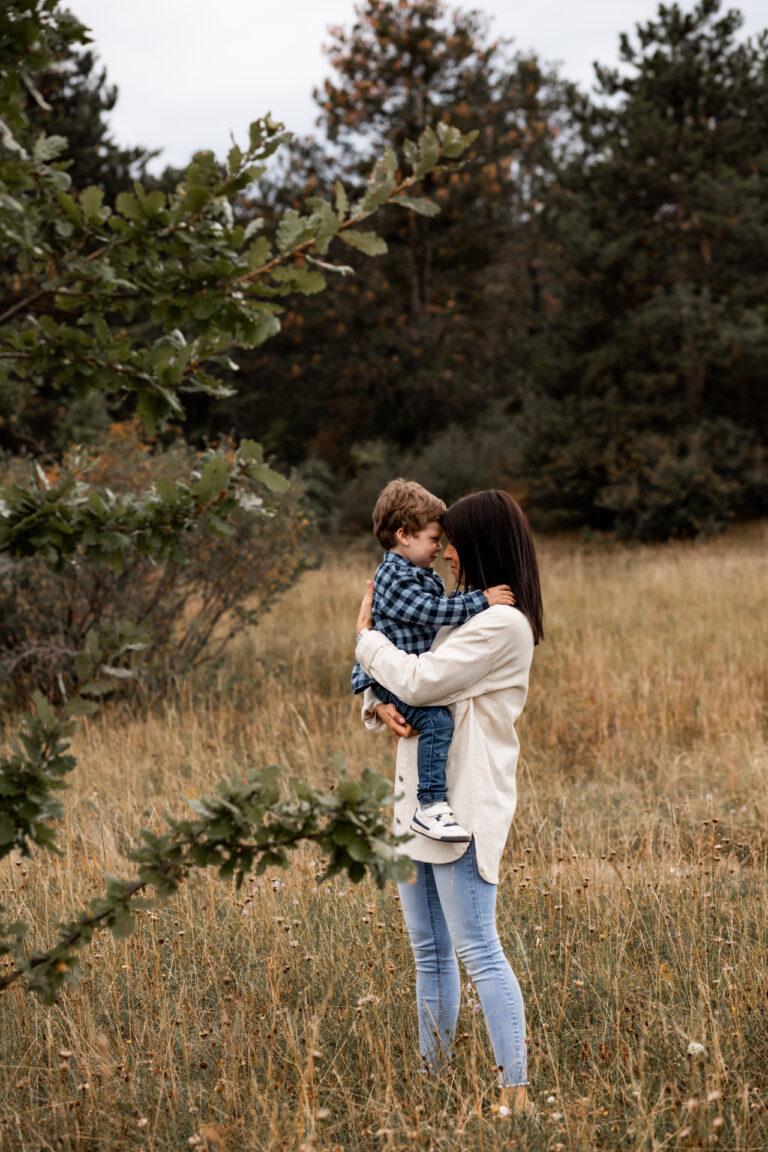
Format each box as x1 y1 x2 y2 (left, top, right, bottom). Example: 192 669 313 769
335 404 527 532
0 422 311 703
595 420 768 541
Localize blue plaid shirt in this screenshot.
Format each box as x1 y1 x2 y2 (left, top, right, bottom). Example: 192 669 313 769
351 551 488 694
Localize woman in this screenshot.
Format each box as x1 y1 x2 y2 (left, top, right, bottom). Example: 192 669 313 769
354 490 543 1115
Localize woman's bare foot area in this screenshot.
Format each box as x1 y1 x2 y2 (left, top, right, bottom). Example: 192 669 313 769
495 1085 538 1118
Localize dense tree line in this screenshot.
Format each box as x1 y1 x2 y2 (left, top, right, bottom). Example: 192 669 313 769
202 0 768 538
523 0 768 537
206 0 571 481
3 0 766 538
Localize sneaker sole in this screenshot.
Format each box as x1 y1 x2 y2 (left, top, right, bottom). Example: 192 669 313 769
409 822 471 842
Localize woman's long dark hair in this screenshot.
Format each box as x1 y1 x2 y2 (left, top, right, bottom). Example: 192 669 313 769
442 490 543 645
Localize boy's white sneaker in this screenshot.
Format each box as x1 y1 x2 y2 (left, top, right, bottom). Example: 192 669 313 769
410 802 471 842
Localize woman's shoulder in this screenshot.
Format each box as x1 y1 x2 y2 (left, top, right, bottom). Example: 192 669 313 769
440 604 533 650
474 603 533 634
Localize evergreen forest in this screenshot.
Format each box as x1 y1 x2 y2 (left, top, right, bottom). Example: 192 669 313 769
2 0 767 540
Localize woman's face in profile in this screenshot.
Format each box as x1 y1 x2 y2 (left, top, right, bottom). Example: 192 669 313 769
442 541 461 584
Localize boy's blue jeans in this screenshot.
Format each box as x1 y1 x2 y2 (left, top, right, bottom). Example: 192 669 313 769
372 685 452 807
398 838 528 1086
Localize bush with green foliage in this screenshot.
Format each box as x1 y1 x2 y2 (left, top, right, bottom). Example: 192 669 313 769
595 420 768 541
336 403 527 533
0 421 314 702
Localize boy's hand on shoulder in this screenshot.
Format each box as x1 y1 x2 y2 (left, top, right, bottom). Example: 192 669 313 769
484 584 515 607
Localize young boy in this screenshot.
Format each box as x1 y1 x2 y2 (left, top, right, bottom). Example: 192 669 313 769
351 478 514 842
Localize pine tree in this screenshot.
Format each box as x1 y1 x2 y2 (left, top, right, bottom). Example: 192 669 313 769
525 0 768 537
210 0 570 477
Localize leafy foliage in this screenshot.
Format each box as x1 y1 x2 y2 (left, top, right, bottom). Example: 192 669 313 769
0 0 474 1001
0 756 408 1004
0 422 312 701
1 35 474 441
0 30 156 453
335 402 526 532
24 40 155 201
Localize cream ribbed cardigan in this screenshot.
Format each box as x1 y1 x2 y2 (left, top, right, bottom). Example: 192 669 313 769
355 605 534 884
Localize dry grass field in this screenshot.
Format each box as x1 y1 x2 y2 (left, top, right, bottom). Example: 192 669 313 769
1 524 767 1151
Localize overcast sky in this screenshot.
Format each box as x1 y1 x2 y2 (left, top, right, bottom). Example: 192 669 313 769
72 0 767 171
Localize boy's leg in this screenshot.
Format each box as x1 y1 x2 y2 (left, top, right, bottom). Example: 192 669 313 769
409 706 453 807
372 687 453 806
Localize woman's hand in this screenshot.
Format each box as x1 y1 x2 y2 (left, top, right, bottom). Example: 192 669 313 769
375 702 417 738
357 585 414 737
356 579 374 634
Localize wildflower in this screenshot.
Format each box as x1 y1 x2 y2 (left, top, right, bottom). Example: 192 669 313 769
356 994 381 1008
687 1040 706 1056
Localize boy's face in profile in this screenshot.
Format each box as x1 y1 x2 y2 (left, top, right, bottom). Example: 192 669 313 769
393 520 444 569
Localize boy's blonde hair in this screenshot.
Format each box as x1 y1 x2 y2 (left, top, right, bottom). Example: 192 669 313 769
372 478 446 549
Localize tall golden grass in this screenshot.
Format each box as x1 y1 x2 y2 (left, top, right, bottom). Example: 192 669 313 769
1 525 767 1151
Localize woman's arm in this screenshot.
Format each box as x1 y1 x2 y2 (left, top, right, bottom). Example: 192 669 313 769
355 608 530 709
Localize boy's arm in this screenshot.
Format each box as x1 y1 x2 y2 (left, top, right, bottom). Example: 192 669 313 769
378 567 488 629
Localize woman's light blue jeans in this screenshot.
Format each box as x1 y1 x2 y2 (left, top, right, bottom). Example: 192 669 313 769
398 839 527 1086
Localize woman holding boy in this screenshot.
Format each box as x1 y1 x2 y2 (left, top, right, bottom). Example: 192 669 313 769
354 485 543 1116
